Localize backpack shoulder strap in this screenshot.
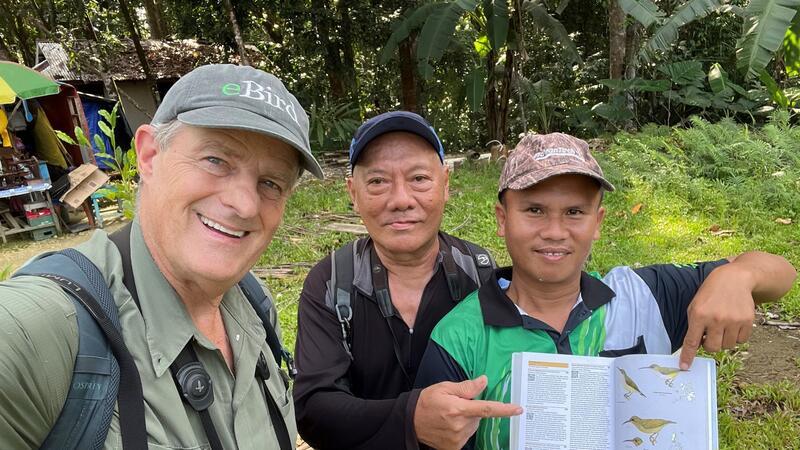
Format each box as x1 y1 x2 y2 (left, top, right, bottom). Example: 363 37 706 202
238 272 296 379
238 272 295 450
15 249 147 450
462 240 496 286
330 240 356 359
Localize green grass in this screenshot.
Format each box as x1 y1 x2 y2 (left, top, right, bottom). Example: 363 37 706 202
0 264 12 281
263 116 799 447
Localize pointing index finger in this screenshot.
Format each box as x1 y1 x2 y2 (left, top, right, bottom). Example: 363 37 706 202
460 399 522 418
680 319 705 370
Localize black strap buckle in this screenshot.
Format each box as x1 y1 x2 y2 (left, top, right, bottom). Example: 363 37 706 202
175 362 214 412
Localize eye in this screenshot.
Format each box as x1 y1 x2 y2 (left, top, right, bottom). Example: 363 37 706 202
367 177 385 185
260 179 284 195
413 175 430 183
566 208 584 215
526 207 543 214
201 155 230 174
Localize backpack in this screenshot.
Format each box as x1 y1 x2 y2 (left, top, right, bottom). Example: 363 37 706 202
13 224 295 450
329 237 495 359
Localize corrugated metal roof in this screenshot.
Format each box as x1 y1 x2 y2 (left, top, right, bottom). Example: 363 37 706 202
36 39 264 83
38 42 83 81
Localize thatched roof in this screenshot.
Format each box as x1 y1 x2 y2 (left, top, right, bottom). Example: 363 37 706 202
36 39 266 83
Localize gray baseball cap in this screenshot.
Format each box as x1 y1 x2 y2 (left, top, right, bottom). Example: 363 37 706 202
153 64 323 179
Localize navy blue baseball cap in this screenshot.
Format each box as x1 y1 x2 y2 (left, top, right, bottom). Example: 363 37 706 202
348 111 445 166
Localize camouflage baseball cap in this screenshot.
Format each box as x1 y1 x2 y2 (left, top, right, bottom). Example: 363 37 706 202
498 132 614 196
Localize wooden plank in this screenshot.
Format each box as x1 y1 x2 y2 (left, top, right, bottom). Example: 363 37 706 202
2 212 22 230
324 222 368 235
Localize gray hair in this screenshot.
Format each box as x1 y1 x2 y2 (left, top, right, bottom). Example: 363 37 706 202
152 120 185 150
135 120 184 209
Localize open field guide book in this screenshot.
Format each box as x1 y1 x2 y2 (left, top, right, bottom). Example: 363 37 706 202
510 352 717 450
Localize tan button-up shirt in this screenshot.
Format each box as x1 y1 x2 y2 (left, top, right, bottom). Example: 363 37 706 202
0 220 295 449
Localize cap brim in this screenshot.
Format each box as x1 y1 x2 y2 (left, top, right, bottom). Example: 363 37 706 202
503 169 615 193
351 116 442 165
177 106 323 179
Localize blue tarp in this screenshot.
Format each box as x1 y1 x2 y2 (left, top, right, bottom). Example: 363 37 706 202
81 99 113 170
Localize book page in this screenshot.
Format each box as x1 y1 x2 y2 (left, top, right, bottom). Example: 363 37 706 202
612 355 717 450
510 352 614 450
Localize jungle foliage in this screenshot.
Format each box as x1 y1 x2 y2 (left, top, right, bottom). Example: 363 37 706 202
1 0 797 150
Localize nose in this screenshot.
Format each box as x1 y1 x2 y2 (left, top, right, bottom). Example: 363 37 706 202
385 180 415 211
539 215 568 241
220 173 260 219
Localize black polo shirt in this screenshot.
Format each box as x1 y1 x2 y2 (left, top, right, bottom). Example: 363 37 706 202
294 233 493 450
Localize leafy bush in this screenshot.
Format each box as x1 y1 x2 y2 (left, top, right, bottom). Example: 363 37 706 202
56 103 138 219
308 101 361 152
602 114 800 230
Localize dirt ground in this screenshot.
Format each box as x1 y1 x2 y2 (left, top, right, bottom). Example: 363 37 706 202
738 318 800 385
2 219 798 389
0 218 127 270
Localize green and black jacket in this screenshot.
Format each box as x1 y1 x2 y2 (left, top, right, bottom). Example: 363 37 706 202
414 260 727 450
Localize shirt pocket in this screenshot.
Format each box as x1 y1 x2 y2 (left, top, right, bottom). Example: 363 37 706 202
599 335 648 357
261 359 292 417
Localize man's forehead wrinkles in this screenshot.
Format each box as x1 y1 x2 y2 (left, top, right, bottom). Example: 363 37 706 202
194 136 244 155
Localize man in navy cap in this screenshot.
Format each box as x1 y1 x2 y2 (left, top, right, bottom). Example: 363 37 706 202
293 111 522 450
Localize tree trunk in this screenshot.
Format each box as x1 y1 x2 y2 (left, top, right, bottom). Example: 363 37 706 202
0 0 36 67
222 0 249 65
773 53 786 84
399 33 419 113
608 0 626 82
261 13 284 45
485 47 513 144
311 0 347 99
623 22 643 130
13 15 35 65
142 0 167 39
29 0 51 35
47 0 56 31
338 0 360 102
71 0 117 99
74 0 95 41
27 0 52 36
497 47 514 143
0 35 14 61
118 0 161 106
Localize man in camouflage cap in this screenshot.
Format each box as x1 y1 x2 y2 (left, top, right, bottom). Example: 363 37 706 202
414 132 796 450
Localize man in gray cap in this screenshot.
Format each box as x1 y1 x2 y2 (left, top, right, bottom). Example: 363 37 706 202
414 132 796 450
0 64 322 449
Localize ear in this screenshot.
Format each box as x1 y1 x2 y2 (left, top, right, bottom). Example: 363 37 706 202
593 206 606 241
135 124 159 183
495 201 507 237
346 176 359 213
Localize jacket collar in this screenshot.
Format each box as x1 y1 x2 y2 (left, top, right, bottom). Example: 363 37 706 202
479 267 616 328
351 233 456 300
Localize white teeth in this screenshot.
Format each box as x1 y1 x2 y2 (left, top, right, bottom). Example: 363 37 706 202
199 215 245 238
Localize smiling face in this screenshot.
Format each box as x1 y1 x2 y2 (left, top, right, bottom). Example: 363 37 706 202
347 131 449 259
496 174 605 289
136 123 299 288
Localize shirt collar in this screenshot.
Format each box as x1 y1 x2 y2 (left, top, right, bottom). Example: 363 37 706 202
479 267 616 328
129 219 263 377
351 233 450 299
